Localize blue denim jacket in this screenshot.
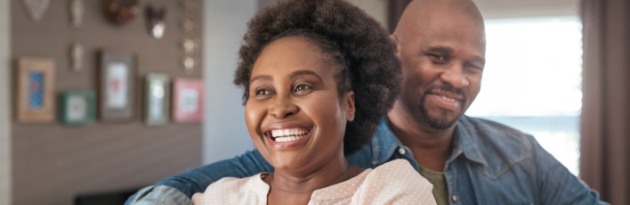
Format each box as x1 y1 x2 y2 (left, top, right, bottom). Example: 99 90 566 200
126 116 607 205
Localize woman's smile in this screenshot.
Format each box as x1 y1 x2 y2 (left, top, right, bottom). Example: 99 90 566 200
263 126 313 150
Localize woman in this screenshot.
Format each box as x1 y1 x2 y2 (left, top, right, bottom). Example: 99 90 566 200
194 0 436 204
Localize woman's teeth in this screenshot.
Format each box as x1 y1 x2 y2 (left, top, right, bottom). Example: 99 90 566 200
270 129 308 142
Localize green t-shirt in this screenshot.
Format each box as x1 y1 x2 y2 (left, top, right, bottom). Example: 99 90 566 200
418 166 448 205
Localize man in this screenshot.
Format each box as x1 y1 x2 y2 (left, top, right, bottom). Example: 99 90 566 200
127 0 607 204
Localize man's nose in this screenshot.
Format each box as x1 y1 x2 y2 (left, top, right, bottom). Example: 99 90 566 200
440 64 469 88
268 95 298 119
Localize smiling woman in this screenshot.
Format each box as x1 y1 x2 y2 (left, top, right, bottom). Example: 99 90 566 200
245 36 354 174
191 0 436 204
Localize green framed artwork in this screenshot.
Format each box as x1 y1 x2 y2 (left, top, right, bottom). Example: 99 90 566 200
144 73 170 125
58 91 96 125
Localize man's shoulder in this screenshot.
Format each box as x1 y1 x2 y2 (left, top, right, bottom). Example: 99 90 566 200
458 115 537 149
457 116 540 175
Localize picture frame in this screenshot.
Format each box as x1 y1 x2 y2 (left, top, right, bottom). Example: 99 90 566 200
172 78 204 123
99 50 135 121
16 57 56 123
144 73 170 125
58 91 95 125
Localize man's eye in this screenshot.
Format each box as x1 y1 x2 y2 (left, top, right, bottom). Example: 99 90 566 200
464 63 483 73
429 54 448 64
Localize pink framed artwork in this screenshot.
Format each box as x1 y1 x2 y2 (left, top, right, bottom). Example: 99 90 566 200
172 78 204 123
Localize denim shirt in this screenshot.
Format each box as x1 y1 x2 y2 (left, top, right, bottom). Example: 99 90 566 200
126 116 608 205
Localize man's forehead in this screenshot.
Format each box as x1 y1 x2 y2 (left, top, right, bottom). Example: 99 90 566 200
403 0 483 25
395 0 483 38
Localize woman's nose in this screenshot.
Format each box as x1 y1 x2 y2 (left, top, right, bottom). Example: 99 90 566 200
268 96 298 119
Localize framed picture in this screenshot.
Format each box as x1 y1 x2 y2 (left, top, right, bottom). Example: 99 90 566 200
172 78 204 123
58 91 95 125
144 73 170 125
16 57 56 123
99 50 135 121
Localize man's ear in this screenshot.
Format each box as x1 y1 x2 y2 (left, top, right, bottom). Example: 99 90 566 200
343 91 355 122
390 34 402 59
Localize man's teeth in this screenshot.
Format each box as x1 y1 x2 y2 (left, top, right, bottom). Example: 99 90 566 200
440 96 457 103
270 129 308 142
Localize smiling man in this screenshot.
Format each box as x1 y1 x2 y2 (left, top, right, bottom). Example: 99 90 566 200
127 0 608 204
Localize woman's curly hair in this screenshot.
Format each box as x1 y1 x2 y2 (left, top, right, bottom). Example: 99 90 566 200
234 0 401 154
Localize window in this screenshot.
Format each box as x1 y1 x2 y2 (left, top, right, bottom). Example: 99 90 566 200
466 16 582 175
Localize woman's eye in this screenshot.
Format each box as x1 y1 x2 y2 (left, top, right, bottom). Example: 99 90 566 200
293 83 313 95
256 89 269 95
253 88 273 99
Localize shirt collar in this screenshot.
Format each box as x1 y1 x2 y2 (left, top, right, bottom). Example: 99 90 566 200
373 119 406 165
450 116 488 166
373 117 488 168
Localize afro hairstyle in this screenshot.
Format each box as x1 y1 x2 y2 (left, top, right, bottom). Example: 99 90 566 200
234 0 401 154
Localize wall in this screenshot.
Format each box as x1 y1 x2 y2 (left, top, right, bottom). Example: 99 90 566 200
202 1 258 164
474 0 579 18
11 1 202 205
347 0 387 28
0 1 10 204
258 0 278 10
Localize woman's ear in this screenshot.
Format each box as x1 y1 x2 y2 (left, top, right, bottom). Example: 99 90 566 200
343 91 355 122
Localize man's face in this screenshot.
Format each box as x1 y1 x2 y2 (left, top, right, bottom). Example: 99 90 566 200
395 8 486 130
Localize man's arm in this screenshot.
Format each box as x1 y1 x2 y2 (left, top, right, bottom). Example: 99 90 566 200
125 149 273 205
532 137 609 205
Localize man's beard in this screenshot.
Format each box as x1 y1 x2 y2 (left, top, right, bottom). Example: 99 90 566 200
418 84 466 129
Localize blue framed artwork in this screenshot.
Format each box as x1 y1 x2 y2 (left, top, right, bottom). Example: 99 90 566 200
17 57 55 123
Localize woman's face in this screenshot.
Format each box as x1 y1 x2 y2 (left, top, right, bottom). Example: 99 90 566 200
245 36 355 173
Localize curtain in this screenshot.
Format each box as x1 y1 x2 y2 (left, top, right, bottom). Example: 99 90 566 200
580 0 630 204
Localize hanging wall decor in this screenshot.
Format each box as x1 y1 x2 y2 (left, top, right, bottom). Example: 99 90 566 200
58 91 96 125
22 0 51 22
70 43 84 72
103 0 141 25
179 0 198 72
99 50 136 121
144 73 170 125
70 0 84 27
172 78 203 123
16 57 56 123
182 19 194 34
145 4 167 39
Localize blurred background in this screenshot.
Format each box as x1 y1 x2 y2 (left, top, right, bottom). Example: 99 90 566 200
1 0 627 204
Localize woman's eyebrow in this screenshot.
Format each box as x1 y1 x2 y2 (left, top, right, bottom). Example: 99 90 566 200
250 75 272 84
289 70 322 82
